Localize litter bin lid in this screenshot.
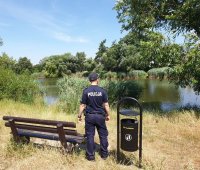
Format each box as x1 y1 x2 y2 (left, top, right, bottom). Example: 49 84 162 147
119 109 139 116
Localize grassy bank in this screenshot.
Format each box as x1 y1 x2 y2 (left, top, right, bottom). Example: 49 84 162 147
0 100 200 169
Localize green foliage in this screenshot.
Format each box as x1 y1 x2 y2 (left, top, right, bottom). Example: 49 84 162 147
57 76 89 113
114 0 200 36
103 71 117 80
128 70 147 79
15 57 33 75
83 58 96 72
33 64 43 73
95 39 107 64
0 67 39 103
0 53 16 71
95 31 182 72
40 53 95 78
117 72 127 80
170 33 200 93
114 0 155 33
81 71 90 77
57 76 142 112
107 80 143 105
148 67 173 80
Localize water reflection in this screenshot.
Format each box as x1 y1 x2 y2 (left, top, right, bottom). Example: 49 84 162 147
38 78 59 105
137 79 200 111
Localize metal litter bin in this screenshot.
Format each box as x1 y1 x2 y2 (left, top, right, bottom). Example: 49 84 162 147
117 97 143 168
121 118 138 152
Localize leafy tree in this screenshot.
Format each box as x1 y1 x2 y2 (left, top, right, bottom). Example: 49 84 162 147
76 52 86 72
44 61 57 78
41 52 88 78
76 52 85 71
100 31 182 72
95 39 107 64
33 64 43 73
0 53 16 71
15 57 33 74
83 58 96 72
114 0 200 36
170 33 200 93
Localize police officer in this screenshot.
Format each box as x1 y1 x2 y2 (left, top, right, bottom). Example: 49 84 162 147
78 72 110 161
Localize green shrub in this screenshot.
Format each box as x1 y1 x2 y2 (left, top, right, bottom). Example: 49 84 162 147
128 70 147 79
97 70 107 79
117 72 127 80
107 80 143 105
82 71 90 77
148 67 173 79
0 68 39 103
57 76 89 113
103 71 117 80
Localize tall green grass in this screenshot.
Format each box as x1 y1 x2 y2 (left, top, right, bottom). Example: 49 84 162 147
128 70 148 79
57 76 89 113
57 76 143 112
147 67 173 79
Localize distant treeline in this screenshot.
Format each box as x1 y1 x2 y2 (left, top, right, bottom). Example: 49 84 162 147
0 31 184 79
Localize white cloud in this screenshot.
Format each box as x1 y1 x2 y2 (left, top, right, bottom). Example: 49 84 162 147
0 1 89 43
54 32 89 43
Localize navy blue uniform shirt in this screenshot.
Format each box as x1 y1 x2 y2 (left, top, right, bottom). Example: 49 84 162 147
81 85 108 115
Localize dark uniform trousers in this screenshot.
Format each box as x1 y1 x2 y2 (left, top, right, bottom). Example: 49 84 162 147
85 113 108 159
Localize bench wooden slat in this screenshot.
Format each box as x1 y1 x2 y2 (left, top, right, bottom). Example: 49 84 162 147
5 122 78 136
17 129 84 144
3 116 76 128
3 116 85 149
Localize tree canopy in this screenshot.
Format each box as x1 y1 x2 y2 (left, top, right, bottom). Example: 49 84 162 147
15 57 33 74
40 52 96 78
95 31 183 72
114 0 200 36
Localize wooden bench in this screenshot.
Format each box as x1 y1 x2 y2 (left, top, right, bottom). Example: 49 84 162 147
3 116 85 151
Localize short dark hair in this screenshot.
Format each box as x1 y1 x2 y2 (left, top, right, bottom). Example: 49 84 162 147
88 72 99 82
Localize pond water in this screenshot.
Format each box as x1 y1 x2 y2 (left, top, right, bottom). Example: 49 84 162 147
136 79 200 111
38 78 59 105
38 78 200 112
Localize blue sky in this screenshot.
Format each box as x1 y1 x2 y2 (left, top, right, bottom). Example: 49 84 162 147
0 0 123 64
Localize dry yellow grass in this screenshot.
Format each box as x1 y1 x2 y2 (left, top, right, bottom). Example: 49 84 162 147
0 99 200 170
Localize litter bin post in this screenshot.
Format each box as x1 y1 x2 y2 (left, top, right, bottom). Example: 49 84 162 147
117 97 143 168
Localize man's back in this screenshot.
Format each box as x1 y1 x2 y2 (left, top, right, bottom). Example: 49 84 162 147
81 85 108 115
